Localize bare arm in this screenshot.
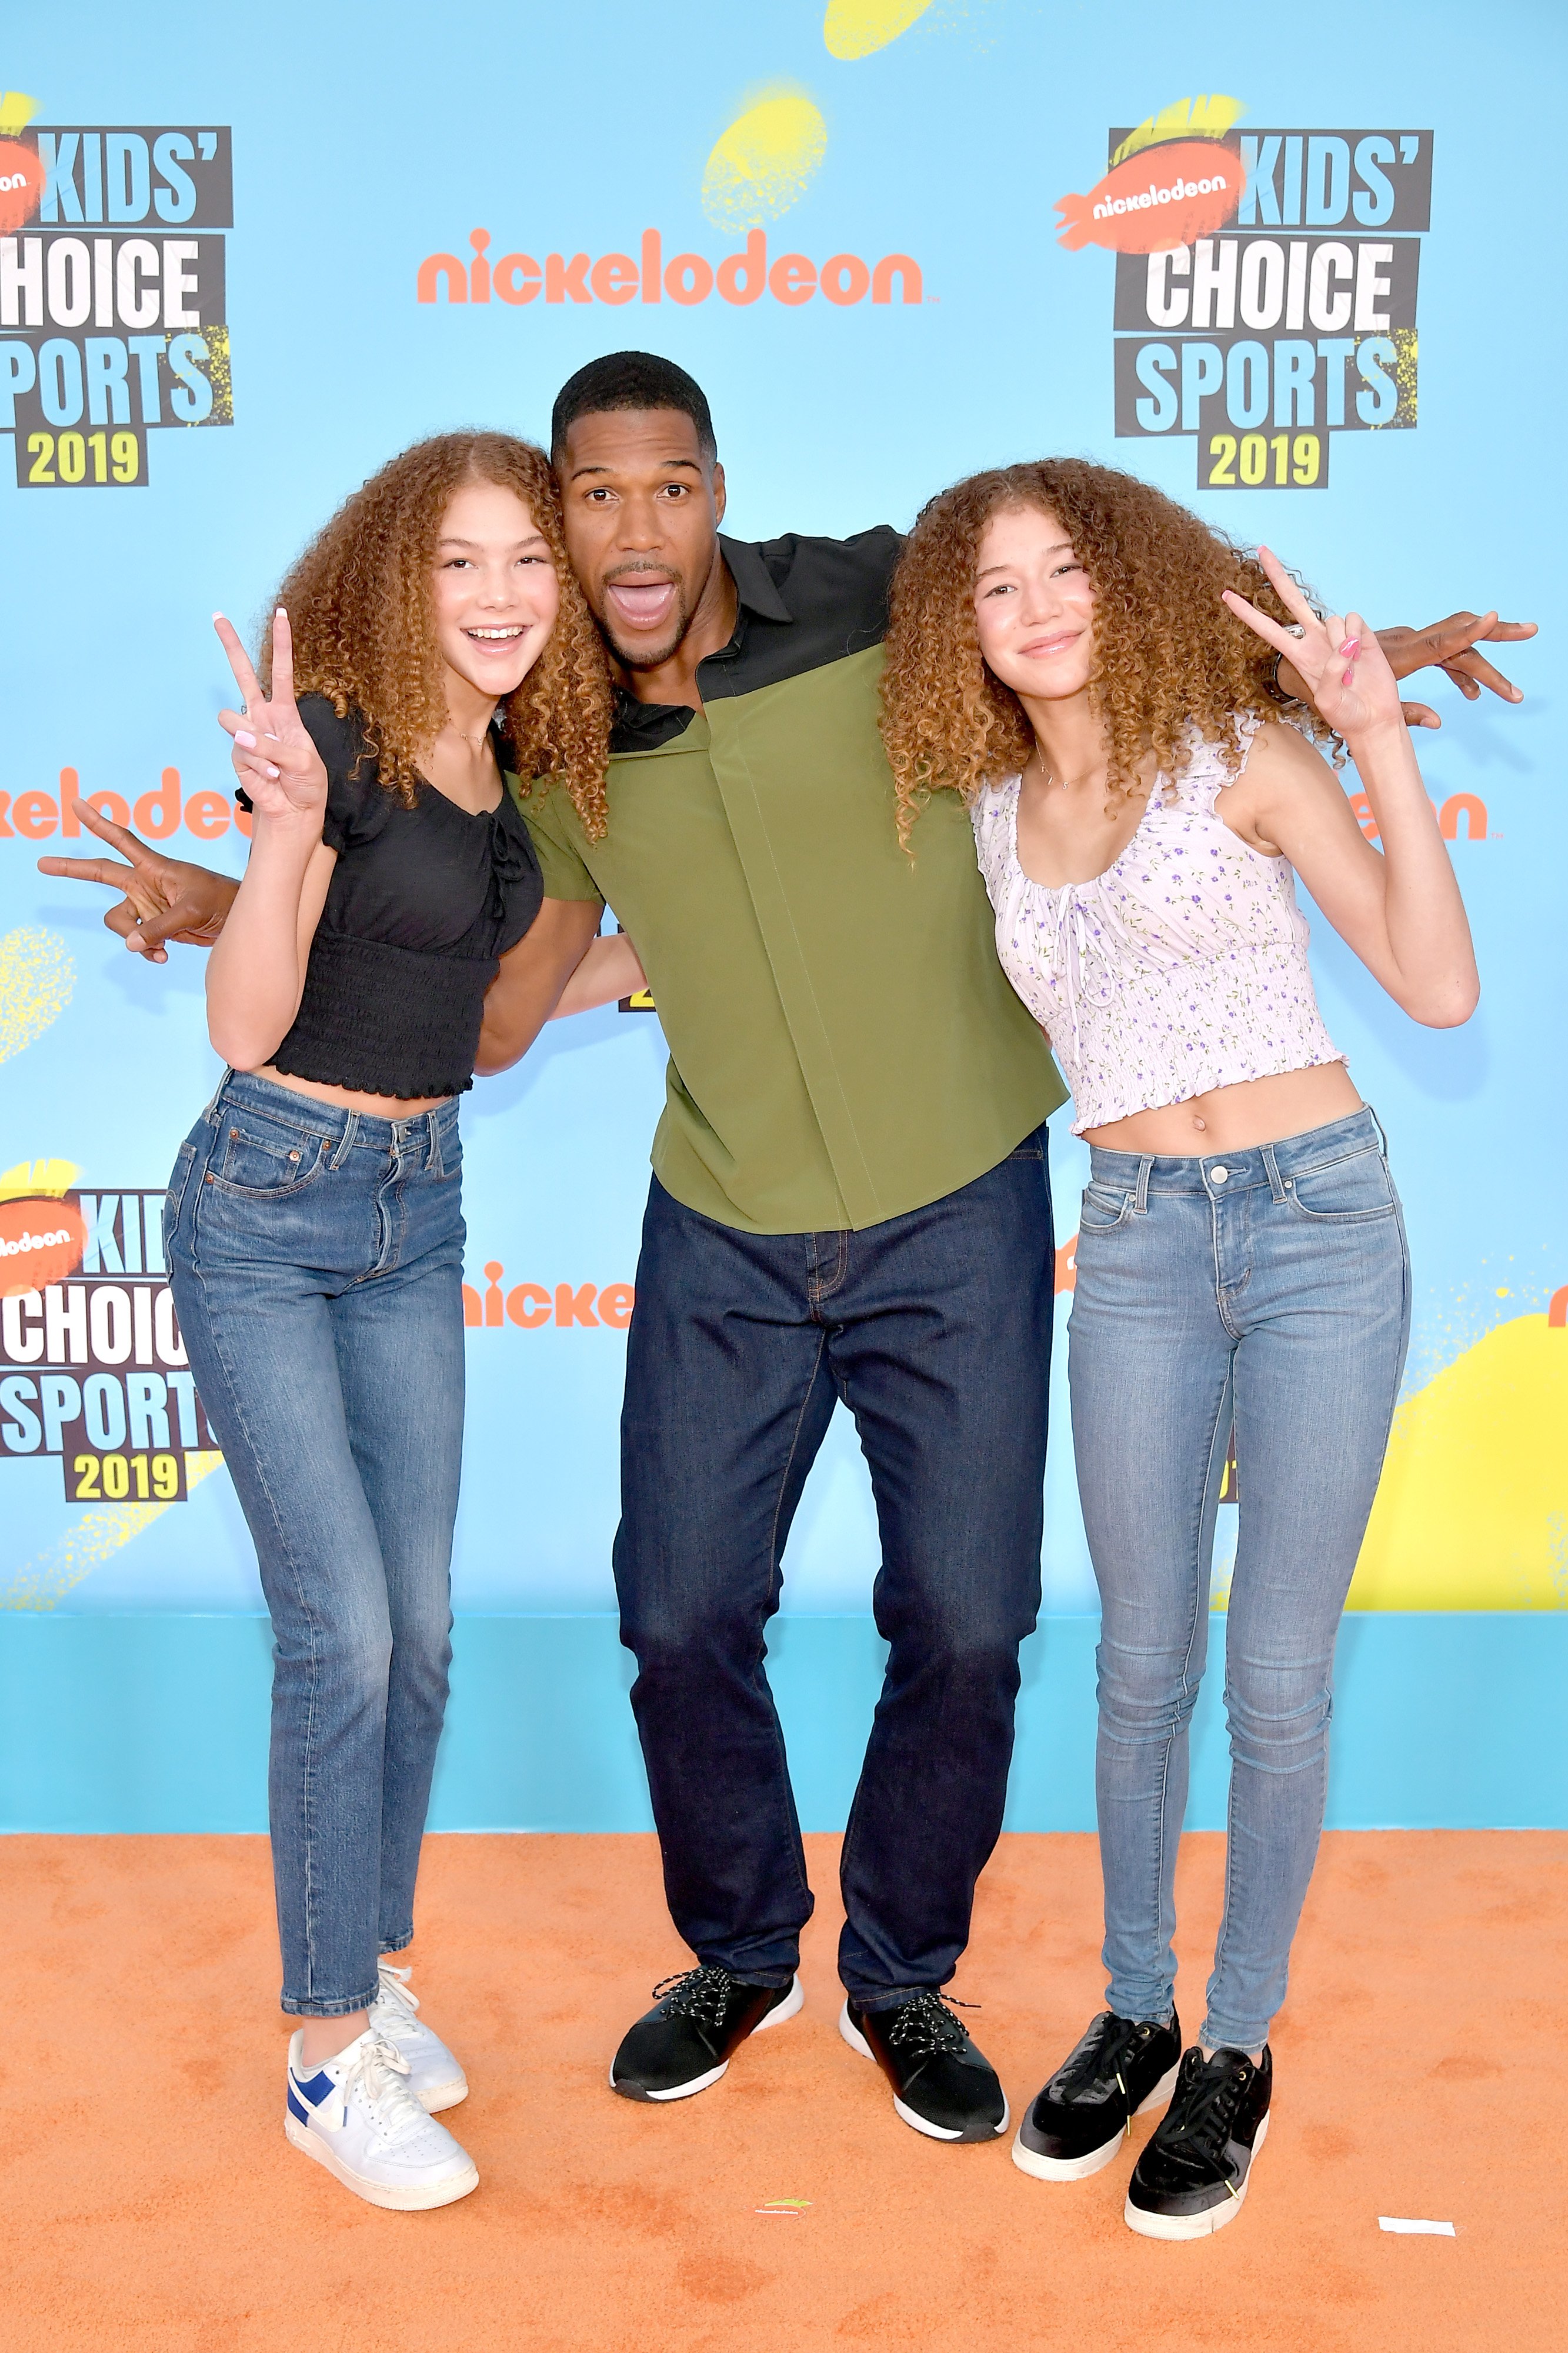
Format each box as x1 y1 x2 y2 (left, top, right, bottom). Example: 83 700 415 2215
1223 554 1480 1029
475 898 606 1073
550 932 646 1018
205 611 334 1067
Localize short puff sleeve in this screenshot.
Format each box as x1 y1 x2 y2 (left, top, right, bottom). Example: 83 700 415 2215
234 696 393 854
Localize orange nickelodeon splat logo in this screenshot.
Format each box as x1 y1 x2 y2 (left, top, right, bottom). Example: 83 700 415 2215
417 228 923 312
0 1195 85 1296
463 1262 635 1332
1055 95 1245 255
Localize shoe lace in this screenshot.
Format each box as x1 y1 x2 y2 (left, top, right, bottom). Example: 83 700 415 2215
1153 2053 1252 2181
881 1990 975 2061
1055 2012 1160 2113
370 1961 422 2025
313 2032 431 2147
650 1965 743 2029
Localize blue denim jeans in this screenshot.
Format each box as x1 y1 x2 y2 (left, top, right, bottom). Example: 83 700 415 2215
614 1138 1053 2007
165 1071 465 2017
1068 1108 1410 2052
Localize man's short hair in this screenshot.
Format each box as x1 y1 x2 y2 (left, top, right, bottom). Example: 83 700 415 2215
551 351 717 465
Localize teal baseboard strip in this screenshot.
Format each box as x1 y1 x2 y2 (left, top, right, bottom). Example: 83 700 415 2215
0 1611 1562 1835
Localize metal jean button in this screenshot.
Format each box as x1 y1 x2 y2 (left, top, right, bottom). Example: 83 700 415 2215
1210 1164 1230 1184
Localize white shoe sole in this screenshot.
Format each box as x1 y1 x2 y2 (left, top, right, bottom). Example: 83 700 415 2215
839 1999 1009 2144
284 2112 479 2211
612 1973 803 2102
418 2074 468 2116
1123 2111 1270 2239
1012 2061 1181 2181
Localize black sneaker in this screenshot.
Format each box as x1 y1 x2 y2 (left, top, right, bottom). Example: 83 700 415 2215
1013 2009 1183 2182
1125 2044 1272 2238
609 1965 802 2102
840 1991 1008 2144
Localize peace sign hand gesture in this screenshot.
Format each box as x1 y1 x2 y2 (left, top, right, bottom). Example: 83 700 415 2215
213 606 328 828
1222 547 1406 741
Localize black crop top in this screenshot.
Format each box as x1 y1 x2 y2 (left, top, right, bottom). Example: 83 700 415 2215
238 696 544 1098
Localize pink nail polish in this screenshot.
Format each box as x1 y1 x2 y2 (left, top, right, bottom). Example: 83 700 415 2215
235 730 256 749
1339 638 1360 661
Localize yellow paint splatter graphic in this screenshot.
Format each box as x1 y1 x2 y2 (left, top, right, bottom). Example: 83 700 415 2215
0 926 74 1066
1110 95 1245 171
0 1158 78 1205
824 0 935 58
1 1453 226 1611
702 92 828 231
0 91 39 136
1346 1315 1568 1609
196 324 233 425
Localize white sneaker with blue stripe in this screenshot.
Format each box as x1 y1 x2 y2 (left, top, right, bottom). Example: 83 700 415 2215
368 1962 468 2113
285 2028 479 2210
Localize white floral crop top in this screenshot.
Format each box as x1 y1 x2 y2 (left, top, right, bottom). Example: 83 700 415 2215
970 716 1345 1136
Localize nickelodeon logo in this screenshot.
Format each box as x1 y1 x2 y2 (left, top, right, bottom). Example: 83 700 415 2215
416 228 923 311
2 765 249 842
465 1261 635 1331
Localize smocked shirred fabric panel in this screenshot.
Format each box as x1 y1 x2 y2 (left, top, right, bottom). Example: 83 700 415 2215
970 716 1345 1136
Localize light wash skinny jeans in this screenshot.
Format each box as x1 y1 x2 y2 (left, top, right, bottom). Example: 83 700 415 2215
1068 1107 1410 2052
166 1071 465 2017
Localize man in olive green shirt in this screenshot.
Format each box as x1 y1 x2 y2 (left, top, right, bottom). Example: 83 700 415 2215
513 353 1060 2144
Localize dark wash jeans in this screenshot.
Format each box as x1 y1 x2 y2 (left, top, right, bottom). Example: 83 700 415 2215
614 1134 1053 2007
166 1071 465 2017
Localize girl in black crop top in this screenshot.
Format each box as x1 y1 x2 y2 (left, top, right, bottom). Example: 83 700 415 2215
161 433 628 2211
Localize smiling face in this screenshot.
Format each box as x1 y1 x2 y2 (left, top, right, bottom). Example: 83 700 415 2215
430 479 561 704
557 407 726 669
971 503 1097 704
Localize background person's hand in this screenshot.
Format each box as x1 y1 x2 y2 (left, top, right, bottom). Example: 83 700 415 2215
1276 605 1537 729
214 607 329 825
1225 547 1406 739
38 801 240 962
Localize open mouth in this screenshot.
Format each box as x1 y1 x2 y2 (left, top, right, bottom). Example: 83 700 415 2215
465 625 526 645
605 578 678 631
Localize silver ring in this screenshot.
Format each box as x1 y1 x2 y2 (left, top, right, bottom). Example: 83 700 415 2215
1284 623 1306 638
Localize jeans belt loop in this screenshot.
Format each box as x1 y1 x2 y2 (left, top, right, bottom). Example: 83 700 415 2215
201 1071 231 1126
1134 1155 1153 1215
425 1111 444 1178
328 1112 359 1171
1367 1103 1389 1156
1262 1143 1288 1204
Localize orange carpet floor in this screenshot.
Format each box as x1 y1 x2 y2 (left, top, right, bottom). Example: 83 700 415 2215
6 1829 1563 2351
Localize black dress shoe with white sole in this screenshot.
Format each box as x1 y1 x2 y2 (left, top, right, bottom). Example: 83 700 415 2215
841 1991 1008 2144
1125 2044 1272 2238
1013 2009 1182 2182
610 1965 802 2102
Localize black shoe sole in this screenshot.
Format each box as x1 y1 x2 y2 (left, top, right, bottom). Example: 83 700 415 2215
1012 2059 1180 2182
1124 2111 1270 2238
609 1975 803 2102
839 1999 1009 2145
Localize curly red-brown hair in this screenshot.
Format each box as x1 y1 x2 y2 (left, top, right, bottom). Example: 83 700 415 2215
261 431 613 836
879 459 1334 847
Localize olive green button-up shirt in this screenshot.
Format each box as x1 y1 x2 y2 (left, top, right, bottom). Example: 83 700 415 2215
520 528 1065 1235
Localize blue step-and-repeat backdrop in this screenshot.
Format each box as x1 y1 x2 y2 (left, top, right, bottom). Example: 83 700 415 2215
0 1 1563 1829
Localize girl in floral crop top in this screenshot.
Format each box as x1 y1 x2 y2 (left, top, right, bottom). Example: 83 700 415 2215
880 460 1487 2242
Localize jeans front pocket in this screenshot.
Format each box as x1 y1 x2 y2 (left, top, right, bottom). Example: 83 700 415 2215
211 1112 328 1198
1078 1181 1134 1235
1283 1144 1397 1225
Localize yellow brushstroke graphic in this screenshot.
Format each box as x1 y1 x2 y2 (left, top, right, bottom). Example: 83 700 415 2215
0 1158 78 1205
0 91 39 136
0 926 74 1066
1 1453 226 1611
1346 1315 1568 1609
702 91 828 231
1110 95 1245 171
824 0 935 58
